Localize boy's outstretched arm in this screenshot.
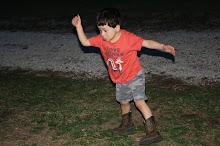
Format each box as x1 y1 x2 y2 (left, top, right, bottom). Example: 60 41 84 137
72 14 91 47
142 40 175 56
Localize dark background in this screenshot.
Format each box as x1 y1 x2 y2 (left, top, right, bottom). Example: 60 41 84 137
0 0 220 32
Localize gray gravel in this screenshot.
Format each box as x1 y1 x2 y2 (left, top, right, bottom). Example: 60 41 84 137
0 30 220 84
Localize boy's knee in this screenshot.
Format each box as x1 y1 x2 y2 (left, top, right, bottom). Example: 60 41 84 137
120 101 130 105
135 100 146 108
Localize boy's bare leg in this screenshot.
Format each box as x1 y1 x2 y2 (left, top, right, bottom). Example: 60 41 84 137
135 100 153 120
120 102 131 114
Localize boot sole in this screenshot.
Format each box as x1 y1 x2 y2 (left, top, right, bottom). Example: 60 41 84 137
139 135 163 145
112 126 136 135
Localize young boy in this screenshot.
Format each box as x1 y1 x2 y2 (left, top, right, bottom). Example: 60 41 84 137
72 8 175 145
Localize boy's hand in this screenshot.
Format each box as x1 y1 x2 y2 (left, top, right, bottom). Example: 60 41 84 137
72 14 82 28
163 45 175 56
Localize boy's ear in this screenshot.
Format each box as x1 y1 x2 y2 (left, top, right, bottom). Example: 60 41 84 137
115 25 121 31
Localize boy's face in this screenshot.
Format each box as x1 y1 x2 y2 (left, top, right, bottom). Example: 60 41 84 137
97 24 120 43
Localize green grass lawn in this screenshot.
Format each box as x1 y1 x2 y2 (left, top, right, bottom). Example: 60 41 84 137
0 71 219 145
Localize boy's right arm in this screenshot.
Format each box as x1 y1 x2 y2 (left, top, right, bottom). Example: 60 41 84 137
72 15 91 47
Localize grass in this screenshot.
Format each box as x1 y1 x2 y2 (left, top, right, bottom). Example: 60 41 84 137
0 71 219 145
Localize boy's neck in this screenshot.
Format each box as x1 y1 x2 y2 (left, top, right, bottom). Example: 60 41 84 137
110 30 121 43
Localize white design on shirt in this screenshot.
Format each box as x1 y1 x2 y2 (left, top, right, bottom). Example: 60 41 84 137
107 57 124 72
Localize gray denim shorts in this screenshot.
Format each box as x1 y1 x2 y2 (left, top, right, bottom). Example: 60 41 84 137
116 69 148 102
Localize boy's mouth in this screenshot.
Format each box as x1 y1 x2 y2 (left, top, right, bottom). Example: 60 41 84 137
102 37 108 41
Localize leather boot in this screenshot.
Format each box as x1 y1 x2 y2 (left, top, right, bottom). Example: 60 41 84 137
139 116 163 145
112 111 135 134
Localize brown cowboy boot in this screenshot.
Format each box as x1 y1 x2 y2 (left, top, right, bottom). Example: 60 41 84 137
112 111 135 134
139 116 163 145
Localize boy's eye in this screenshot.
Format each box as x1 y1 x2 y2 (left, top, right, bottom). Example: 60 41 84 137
101 29 107 32
100 30 107 33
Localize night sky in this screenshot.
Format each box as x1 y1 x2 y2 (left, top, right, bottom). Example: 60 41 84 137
1 0 219 18
0 0 219 32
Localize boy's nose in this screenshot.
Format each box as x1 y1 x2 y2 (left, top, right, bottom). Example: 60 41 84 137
101 33 105 38
101 32 105 36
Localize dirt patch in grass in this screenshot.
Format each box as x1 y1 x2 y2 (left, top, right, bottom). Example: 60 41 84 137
1 68 219 87
1 108 56 145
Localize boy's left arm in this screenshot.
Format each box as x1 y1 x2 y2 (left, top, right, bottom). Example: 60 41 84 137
142 40 175 56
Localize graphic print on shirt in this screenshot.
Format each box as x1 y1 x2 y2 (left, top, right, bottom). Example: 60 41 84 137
107 58 123 72
105 47 124 72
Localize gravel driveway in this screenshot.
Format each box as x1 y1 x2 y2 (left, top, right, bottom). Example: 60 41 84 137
0 29 219 84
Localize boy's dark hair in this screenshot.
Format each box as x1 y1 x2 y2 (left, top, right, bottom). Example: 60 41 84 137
96 8 122 28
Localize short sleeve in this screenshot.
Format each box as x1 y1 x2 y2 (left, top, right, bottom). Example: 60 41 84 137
127 31 144 51
88 34 102 48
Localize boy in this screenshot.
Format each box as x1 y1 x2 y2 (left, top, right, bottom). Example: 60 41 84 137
72 8 175 145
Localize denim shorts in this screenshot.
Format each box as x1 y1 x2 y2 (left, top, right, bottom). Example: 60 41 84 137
116 69 148 102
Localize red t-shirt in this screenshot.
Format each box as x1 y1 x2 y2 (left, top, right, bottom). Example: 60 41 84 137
89 29 144 83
